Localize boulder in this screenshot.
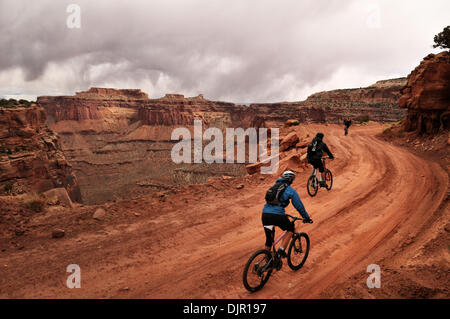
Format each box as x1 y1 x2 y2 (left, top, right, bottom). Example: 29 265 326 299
279 132 299 152
42 188 73 208
245 162 263 175
93 208 106 220
52 229 65 238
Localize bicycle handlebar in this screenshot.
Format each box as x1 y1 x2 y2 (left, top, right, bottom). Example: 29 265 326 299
286 214 304 221
286 214 313 224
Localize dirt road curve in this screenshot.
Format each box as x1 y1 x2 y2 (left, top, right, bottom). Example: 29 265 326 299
0 123 448 298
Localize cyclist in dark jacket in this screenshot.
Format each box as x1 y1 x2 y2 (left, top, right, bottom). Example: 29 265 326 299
262 170 312 258
307 132 334 187
344 118 352 135
344 118 352 128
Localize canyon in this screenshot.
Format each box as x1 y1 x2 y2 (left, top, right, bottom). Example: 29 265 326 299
0 53 448 299
37 78 407 204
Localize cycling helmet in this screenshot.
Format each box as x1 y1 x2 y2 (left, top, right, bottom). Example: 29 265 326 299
282 170 296 183
316 132 324 140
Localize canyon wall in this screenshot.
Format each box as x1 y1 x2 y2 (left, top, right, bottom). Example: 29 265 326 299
249 77 407 124
38 78 406 204
398 51 450 134
38 89 257 204
0 104 82 202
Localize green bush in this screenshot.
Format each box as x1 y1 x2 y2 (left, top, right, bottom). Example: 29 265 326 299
433 26 450 50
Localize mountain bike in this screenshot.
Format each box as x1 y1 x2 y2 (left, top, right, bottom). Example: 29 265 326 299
242 215 310 292
307 157 333 197
344 126 348 136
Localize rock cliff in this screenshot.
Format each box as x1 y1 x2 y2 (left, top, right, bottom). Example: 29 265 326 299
249 78 407 124
0 104 82 202
398 51 450 134
38 89 259 204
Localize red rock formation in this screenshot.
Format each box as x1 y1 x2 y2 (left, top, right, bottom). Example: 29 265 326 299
0 104 82 202
250 78 407 124
398 51 450 134
38 89 260 204
36 79 407 204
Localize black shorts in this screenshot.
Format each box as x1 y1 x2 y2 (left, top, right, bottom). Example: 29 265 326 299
309 158 324 173
262 213 294 247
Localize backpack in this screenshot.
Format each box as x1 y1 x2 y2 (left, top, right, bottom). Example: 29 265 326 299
265 181 289 206
307 138 323 160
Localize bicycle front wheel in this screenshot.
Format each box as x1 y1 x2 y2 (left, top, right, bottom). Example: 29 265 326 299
325 169 333 191
307 175 318 197
287 233 310 271
242 249 273 292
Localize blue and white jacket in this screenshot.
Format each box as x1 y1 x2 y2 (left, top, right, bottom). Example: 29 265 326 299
262 178 310 219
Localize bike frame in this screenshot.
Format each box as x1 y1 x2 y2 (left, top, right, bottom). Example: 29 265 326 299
310 157 328 177
269 215 302 253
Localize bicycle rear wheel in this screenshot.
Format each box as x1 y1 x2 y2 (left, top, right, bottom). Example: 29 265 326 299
307 175 318 197
242 249 273 292
287 233 310 270
325 169 333 191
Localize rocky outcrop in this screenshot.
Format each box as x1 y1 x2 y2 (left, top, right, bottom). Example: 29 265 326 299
399 51 450 134
249 78 407 124
0 104 82 202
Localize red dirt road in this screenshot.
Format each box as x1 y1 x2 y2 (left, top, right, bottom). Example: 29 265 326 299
0 123 448 298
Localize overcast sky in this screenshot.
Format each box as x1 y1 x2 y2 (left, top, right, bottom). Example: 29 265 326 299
1 0 449 103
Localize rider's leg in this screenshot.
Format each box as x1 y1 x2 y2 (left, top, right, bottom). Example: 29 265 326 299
280 231 292 251
319 162 326 185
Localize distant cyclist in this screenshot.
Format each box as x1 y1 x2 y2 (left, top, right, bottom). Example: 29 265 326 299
344 117 352 135
307 132 334 188
262 170 313 258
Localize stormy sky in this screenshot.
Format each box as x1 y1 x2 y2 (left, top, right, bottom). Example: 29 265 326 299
1 0 449 103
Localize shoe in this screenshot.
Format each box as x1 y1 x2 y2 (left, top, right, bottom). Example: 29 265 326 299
320 181 327 188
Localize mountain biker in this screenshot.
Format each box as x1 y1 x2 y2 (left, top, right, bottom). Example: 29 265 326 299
344 117 352 135
307 132 334 187
262 170 313 258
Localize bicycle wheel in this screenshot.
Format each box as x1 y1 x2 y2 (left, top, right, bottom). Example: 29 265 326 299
307 175 318 197
242 249 273 292
287 233 310 270
325 169 333 191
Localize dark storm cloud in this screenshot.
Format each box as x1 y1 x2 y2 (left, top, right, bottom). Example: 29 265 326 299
1 0 449 102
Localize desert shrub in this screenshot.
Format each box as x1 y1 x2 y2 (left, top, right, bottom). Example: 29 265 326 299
23 193 47 212
0 98 32 108
360 115 370 123
4 183 13 193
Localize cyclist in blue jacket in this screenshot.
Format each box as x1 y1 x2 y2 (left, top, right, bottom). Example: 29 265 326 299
262 170 313 258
